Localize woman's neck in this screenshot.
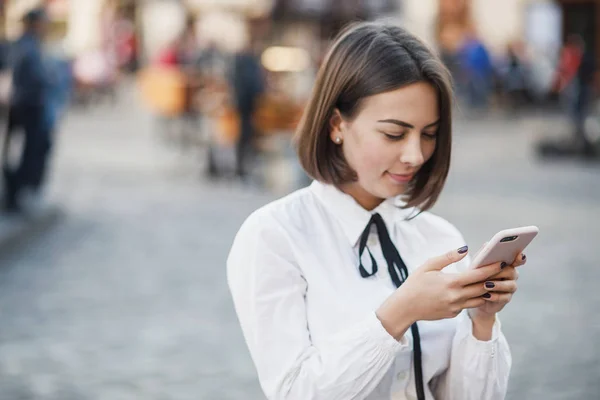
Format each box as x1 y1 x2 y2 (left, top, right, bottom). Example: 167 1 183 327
339 183 385 211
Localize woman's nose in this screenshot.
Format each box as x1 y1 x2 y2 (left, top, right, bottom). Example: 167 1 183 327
399 135 424 167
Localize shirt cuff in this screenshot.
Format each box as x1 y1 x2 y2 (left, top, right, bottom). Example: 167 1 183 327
368 312 412 354
457 311 502 352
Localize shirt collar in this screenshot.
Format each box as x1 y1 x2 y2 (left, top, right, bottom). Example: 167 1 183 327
310 181 417 247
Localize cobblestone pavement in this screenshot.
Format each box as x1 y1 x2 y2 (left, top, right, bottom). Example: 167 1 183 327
0 88 598 400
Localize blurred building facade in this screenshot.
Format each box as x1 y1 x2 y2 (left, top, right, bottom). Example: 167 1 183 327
2 0 597 97
1 1 587 64
403 0 599 94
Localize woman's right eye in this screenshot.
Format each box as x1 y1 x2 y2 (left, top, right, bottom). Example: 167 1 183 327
383 133 405 141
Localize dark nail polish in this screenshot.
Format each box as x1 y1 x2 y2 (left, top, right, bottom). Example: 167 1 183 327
482 293 492 299
458 246 469 254
501 262 507 268
522 254 526 261
485 281 495 289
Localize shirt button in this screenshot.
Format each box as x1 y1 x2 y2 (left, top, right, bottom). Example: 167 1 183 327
396 371 407 381
367 237 378 247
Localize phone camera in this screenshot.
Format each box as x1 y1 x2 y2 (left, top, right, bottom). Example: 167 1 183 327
500 236 518 243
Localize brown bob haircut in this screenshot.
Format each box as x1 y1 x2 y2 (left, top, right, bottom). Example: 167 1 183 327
295 21 454 212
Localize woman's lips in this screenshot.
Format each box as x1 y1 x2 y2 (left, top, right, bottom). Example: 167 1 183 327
387 172 414 184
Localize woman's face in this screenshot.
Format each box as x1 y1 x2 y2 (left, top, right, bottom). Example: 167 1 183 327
331 81 440 210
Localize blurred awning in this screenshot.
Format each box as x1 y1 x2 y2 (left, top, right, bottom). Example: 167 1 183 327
185 0 275 17
271 0 397 20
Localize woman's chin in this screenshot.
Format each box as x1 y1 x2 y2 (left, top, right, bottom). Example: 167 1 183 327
377 181 408 199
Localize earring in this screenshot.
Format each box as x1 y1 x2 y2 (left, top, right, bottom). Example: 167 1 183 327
335 137 342 144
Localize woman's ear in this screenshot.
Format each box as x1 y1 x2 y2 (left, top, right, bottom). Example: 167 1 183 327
329 109 344 143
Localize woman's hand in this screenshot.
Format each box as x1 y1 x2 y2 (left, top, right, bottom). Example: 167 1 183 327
469 253 526 320
376 246 503 340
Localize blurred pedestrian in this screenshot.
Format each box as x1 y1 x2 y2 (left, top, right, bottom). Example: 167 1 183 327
156 16 199 70
552 34 584 95
155 20 201 69
501 41 534 110
32 50 71 192
195 40 228 81
459 33 494 110
228 21 517 400
155 38 182 68
114 11 138 73
538 34 597 158
0 39 11 113
2 8 52 212
567 36 597 156
229 38 265 179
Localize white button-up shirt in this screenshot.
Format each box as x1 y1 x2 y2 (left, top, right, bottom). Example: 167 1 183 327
227 181 511 400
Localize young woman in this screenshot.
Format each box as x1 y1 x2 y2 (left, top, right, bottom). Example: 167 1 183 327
227 21 522 400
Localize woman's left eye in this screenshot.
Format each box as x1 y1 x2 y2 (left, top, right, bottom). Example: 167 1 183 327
422 132 438 140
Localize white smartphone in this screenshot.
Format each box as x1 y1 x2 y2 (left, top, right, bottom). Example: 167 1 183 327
470 226 539 269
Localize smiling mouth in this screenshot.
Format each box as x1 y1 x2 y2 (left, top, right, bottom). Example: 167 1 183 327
387 172 414 183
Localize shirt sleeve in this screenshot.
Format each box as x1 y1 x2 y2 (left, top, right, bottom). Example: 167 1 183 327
432 311 511 400
227 210 411 400
433 238 512 400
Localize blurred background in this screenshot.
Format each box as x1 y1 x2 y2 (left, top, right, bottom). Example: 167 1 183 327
0 0 598 399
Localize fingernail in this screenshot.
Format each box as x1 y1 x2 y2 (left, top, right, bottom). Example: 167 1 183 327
501 262 507 268
522 254 526 261
482 293 492 299
457 246 469 254
485 281 495 289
